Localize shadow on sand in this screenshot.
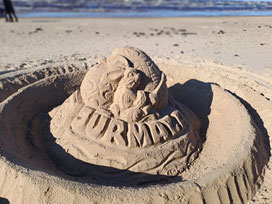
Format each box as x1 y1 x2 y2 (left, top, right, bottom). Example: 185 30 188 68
169 79 213 143
3 78 269 190
39 79 213 187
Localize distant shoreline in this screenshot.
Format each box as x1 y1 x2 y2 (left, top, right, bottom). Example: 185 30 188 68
16 9 272 18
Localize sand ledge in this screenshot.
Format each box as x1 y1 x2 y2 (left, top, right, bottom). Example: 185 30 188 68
0 53 271 203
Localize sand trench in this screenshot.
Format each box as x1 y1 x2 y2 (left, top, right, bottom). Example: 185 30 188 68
0 48 271 204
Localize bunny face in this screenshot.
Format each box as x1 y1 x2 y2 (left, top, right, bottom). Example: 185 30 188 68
122 68 141 90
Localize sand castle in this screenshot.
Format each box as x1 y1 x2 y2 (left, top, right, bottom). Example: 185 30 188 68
49 47 201 176
0 47 270 203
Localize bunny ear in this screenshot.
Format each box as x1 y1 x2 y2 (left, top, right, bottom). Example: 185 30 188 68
107 54 133 68
100 67 125 84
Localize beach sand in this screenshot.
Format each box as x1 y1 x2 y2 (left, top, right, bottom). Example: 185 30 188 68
0 17 271 203
1 17 272 72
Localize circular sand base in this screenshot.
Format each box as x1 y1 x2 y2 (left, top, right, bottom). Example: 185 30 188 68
0 58 270 203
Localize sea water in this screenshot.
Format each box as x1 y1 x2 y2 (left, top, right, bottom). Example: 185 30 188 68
19 10 272 18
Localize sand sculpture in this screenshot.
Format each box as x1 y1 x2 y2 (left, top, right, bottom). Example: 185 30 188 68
0 47 270 203
49 47 201 175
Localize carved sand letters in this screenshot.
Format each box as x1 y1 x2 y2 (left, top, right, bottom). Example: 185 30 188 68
71 106 187 148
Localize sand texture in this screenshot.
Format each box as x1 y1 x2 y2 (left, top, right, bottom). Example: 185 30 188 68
48 47 202 179
0 17 272 203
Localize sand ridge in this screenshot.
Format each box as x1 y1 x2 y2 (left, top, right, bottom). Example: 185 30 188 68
158 57 272 203
0 50 271 203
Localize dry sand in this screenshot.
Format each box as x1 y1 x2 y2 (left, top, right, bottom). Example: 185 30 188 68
0 17 272 203
1 17 272 73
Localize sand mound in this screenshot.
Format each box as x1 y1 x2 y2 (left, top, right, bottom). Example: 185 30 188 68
47 47 202 180
0 48 271 203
